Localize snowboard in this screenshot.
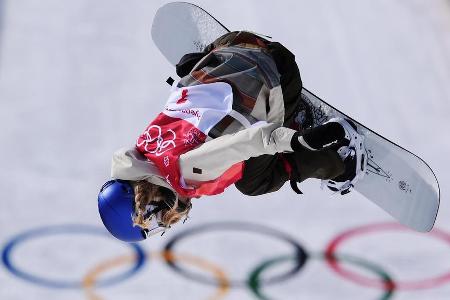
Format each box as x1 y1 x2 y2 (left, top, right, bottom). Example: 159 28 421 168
151 2 440 232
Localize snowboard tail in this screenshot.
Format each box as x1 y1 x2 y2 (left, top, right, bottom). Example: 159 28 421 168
151 2 440 232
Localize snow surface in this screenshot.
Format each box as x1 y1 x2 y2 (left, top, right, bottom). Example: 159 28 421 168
1 0 450 299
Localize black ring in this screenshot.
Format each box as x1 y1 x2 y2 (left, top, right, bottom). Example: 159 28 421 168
163 221 308 287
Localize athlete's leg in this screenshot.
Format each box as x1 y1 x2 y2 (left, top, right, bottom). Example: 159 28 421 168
235 154 290 196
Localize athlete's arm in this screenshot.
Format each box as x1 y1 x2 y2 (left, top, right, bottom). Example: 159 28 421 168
179 123 296 182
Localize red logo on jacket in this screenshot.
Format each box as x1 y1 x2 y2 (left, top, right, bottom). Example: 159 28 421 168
136 113 244 198
176 89 188 104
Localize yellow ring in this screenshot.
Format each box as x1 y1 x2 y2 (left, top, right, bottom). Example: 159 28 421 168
82 250 229 300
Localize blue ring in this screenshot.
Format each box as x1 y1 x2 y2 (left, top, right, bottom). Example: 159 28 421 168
1 224 146 289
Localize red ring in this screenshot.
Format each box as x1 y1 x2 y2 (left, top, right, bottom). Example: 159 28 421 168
325 222 450 290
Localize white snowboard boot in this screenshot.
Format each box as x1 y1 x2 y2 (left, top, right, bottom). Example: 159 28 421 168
322 117 367 194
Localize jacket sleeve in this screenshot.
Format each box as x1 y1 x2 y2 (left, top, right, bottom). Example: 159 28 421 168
110 147 175 190
179 123 296 182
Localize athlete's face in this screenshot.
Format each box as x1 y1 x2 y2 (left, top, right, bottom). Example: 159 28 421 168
134 186 192 234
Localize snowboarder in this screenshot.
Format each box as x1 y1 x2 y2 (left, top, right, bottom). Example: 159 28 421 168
98 31 366 242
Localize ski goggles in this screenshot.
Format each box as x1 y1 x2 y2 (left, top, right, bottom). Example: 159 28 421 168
139 207 166 238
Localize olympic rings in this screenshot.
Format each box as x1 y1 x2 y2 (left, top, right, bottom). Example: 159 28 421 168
82 250 230 300
1 224 146 289
163 221 308 287
248 253 395 300
325 222 450 290
3 221 450 299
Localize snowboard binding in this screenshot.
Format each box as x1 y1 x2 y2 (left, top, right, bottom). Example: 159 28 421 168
322 117 367 195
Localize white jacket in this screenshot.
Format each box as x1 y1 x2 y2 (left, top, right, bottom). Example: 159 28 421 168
111 122 296 192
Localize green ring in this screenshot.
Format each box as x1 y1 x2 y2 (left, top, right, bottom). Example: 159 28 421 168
248 253 395 300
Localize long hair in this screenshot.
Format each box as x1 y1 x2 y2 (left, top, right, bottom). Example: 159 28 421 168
131 180 191 229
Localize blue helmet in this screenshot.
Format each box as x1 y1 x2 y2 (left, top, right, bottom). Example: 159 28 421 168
98 180 147 242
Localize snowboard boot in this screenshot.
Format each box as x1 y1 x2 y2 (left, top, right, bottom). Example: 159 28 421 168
321 117 367 194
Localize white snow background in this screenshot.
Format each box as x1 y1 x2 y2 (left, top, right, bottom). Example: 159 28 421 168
0 0 450 299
